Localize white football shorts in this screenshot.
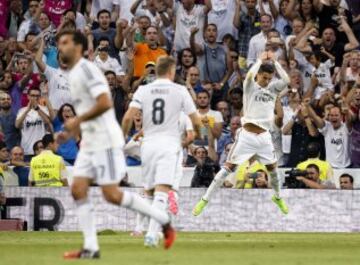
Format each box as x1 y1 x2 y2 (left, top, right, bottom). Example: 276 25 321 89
73 147 126 185
141 138 182 191
227 128 277 166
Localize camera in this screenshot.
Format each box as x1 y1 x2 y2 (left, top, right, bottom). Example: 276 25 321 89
284 169 308 189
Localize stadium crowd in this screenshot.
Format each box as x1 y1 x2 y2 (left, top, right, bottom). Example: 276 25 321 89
0 0 359 190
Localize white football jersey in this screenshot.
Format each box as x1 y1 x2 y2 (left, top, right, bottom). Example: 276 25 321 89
130 79 196 142
242 59 289 131
68 58 125 151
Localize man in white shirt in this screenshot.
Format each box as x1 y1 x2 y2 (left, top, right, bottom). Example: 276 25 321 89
195 90 223 146
113 0 137 22
131 0 171 27
15 88 51 160
89 0 116 21
208 0 238 42
94 37 125 76
247 14 273 67
309 105 351 168
173 0 212 51
35 35 71 111
295 50 334 98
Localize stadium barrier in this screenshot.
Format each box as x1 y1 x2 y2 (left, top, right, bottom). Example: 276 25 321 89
2 187 360 232
63 166 360 188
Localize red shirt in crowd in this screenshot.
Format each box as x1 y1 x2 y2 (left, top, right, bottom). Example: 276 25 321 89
12 72 41 106
44 0 73 27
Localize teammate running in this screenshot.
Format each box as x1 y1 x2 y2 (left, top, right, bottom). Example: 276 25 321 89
56 31 175 259
122 56 200 247
193 51 290 216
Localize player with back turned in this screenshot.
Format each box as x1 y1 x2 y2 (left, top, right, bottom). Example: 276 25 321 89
122 55 201 247
193 51 290 216
56 31 176 259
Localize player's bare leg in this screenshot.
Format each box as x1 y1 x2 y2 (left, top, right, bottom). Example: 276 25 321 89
145 184 174 247
64 177 100 259
192 163 235 216
266 163 289 214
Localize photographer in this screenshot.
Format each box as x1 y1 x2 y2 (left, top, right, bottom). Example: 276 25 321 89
234 157 269 189
132 61 157 90
295 164 335 189
237 169 269 189
297 142 333 182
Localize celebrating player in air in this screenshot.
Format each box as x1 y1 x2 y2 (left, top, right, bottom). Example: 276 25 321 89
122 55 201 247
56 31 176 259
193 51 290 216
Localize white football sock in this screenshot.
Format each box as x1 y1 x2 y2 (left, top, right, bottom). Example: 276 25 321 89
146 191 168 239
121 191 169 225
76 199 99 252
270 169 281 198
133 195 152 232
203 167 231 201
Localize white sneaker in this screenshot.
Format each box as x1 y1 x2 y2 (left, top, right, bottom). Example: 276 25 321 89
144 236 159 248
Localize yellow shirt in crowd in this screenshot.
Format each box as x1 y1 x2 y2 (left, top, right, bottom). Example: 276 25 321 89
235 160 268 189
296 158 333 181
29 150 67 187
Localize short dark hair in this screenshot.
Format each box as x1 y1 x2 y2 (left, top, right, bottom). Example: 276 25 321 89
194 146 208 156
205 23 217 31
25 32 37 42
56 30 88 53
340 174 354 183
98 36 110 43
310 50 322 61
63 8 76 18
258 63 275 74
42 134 55 148
104 70 116 77
307 142 320 158
33 140 43 153
306 163 320 173
197 90 211 99
97 9 111 19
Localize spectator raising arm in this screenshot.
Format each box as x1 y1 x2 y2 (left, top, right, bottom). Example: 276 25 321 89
233 0 242 29
114 19 124 50
204 119 218 163
35 35 46 73
15 104 32 129
339 17 360 52
190 27 203 56
130 0 144 15
306 100 326 129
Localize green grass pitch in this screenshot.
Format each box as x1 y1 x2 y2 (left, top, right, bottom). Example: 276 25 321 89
1 232 360 265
